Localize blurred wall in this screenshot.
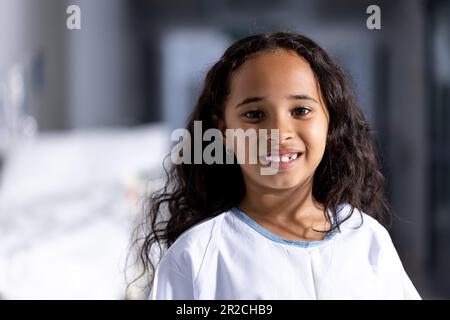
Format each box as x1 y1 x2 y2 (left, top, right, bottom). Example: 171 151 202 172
67 0 148 128
381 0 428 291
0 0 68 130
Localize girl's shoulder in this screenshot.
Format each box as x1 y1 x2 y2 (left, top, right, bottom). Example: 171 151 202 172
170 211 230 252
337 203 393 247
156 210 231 276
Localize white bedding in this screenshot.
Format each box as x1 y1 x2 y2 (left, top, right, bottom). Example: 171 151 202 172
0 124 169 299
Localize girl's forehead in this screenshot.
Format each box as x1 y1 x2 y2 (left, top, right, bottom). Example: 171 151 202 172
228 49 320 99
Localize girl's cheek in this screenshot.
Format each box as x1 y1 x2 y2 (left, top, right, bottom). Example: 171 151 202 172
302 127 327 161
308 123 328 143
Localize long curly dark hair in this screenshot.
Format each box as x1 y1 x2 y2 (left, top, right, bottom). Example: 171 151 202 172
131 31 391 290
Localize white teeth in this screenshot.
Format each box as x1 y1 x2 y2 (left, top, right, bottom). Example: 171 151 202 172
262 153 300 163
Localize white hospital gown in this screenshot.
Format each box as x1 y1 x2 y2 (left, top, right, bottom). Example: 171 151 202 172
149 203 421 299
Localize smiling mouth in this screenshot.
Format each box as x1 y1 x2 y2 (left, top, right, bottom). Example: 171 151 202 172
259 152 302 164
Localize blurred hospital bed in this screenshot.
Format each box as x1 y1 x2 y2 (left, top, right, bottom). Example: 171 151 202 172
0 123 169 299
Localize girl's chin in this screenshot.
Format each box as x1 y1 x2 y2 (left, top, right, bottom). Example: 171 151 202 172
256 174 308 190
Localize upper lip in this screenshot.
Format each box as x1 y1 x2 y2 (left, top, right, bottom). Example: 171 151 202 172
264 149 303 156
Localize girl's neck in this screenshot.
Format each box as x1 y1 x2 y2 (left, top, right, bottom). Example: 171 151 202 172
238 177 327 229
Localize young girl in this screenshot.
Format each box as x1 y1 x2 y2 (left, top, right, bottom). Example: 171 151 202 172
138 32 421 299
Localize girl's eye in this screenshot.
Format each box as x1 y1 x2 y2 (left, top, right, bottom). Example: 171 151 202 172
243 110 264 119
292 107 311 117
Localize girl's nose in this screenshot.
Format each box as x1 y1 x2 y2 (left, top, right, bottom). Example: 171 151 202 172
271 113 294 142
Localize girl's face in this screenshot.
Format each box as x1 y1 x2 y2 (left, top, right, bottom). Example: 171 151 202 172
220 49 329 190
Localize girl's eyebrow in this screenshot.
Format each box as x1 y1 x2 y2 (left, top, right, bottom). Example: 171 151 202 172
287 94 319 104
235 94 319 109
235 96 264 109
